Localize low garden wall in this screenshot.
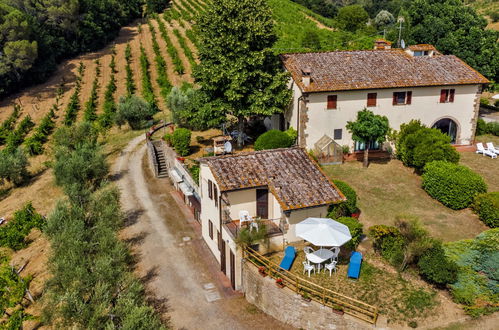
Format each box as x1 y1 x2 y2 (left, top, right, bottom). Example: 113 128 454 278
241 262 373 330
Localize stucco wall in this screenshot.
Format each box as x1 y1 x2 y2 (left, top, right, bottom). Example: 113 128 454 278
285 82 480 150
226 188 283 221
284 206 328 243
242 262 372 330
199 164 221 262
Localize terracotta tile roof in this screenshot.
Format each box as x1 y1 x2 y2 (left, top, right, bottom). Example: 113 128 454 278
281 49 489 93
408 44 436 51
199 147 345 211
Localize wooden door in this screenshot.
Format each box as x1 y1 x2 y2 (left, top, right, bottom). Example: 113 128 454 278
256 189 269 219
221 240 226 274
230 250 236 290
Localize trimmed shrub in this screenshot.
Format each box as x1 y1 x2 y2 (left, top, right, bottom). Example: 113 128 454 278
396 120 459 170
472 192 499 228
254 130 293 151
422 161 487 210
172 128 191 156
418 242 458 285
284 128 298 143
486 122 499 136
336 217 363 249
328 180 357 218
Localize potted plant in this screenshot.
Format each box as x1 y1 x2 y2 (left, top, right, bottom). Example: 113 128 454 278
342 145 350 162
301 292 311 302
332 304 344 315
258 266 267 277
275 278 285 288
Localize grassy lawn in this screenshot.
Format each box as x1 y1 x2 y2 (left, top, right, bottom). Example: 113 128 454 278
323 159 489 242
268 248 437 323
460 134 499 189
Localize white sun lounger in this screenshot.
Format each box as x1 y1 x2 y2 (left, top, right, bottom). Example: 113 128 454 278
486 142 499 155
476 143 497 159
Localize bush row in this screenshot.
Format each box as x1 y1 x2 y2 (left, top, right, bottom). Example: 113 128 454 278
125 43 136 97
0 202 45 251
396 120 459 170
5 115 35 153
0 105 21 145
422 161 487 210
63 62 85 126
138 45 159 113
148 20 173 103
157 18 185 74
174 0 193 21
163 7 182 25
83 60 101 122
476 118 499 136
185 29 200 48
185 0 205 14
24 107 57 155
369 219 458 286
173 29 196 69
179 0 198 18
98 55 118 128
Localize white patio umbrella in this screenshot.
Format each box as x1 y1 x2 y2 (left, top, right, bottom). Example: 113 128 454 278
295 217 352 247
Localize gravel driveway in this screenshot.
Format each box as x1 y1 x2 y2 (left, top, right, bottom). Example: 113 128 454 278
113 135 288 330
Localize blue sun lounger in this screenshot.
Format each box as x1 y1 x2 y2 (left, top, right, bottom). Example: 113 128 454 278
279 246 296 271
347 251 363 279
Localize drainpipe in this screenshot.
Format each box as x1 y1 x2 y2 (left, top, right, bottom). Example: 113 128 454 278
297 94 304 147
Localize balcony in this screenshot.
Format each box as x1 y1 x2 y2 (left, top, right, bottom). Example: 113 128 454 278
223 218 284 239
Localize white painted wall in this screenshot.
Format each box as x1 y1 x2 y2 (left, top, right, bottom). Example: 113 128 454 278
284 206 328 243
199 164 221 262
285 81 480 150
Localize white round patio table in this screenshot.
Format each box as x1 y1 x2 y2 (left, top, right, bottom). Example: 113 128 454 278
305 248 335 271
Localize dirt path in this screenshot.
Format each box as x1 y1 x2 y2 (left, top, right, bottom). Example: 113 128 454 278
114 136 289 329
302 12 335 31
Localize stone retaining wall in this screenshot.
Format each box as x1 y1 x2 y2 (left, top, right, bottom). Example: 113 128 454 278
242 262 373 330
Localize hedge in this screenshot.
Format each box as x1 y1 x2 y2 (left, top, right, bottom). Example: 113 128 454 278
336 217 363 249
476 118 499 136
422 161 487 210
328 179 357 218
172 128 191 156
472 192 499 228
254 130 294 150
0 202 44 250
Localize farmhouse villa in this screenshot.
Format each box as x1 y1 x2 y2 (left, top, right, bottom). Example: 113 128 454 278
278 41 490 151
198 147 345 289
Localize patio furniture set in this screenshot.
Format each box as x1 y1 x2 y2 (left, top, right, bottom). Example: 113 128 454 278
476 142 499 159
279 217 363 280
303 246 339 277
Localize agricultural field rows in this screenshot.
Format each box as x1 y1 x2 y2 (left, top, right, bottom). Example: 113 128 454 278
0 0 205 216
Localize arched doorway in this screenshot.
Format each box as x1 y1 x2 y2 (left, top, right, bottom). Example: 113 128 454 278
432 118 458 144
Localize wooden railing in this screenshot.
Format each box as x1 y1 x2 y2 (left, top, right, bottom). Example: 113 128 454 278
244 247 378 325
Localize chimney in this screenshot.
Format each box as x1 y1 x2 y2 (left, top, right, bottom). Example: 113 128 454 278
374 39 392 50
302 67 311 87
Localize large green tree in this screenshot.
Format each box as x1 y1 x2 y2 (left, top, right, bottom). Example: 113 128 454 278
194 0 291 146
346 109 390 167
406 0 499 82
335 5 369 32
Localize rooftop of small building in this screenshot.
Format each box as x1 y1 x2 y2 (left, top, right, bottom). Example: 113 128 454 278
199 147 345 211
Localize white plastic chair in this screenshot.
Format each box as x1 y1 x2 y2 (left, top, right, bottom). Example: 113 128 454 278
486 142 499 155
304 246 315 255
324 261 337 276
239 210 252 227
476 143 497 158
328 247 339 262
302 261 315 277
